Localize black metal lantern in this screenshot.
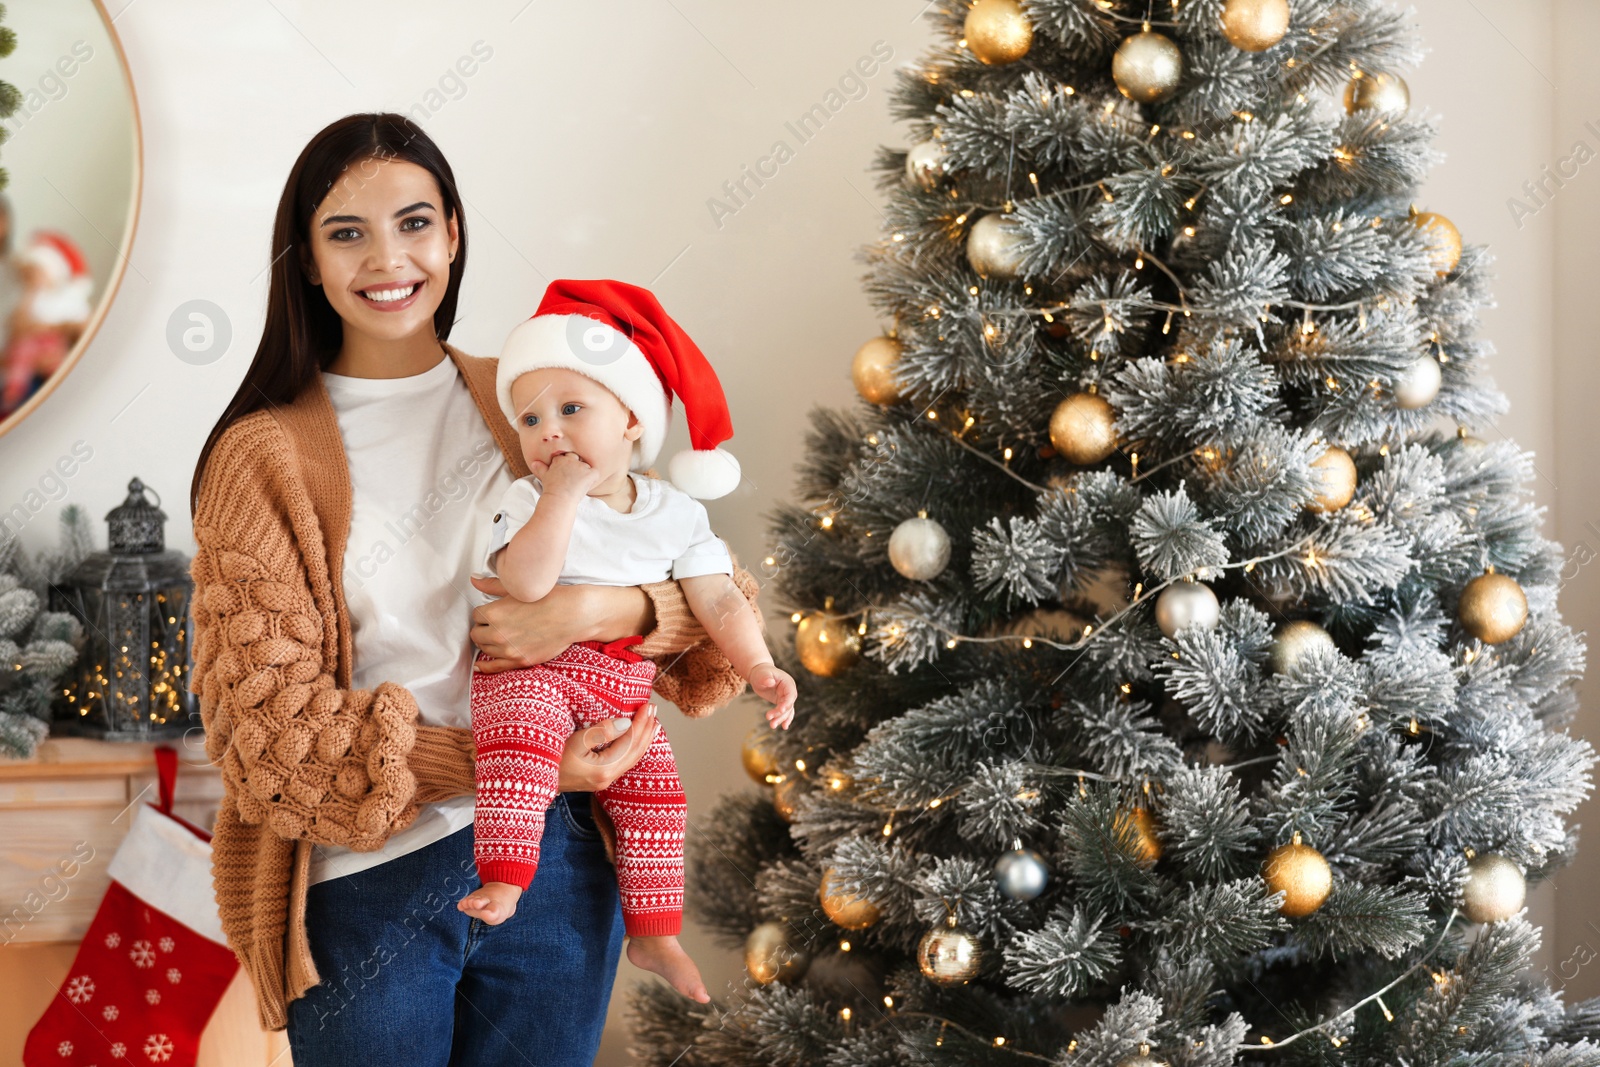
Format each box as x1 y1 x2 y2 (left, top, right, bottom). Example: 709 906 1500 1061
48 478 198 740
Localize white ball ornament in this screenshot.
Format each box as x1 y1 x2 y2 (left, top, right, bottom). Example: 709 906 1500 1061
889 513 951 581
1154 580 1220 639
1394 355 1442 409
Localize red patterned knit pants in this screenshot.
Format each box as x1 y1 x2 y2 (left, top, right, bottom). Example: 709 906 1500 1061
469 636 684 937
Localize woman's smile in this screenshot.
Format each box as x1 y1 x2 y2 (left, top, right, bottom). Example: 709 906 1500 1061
355 278 425 311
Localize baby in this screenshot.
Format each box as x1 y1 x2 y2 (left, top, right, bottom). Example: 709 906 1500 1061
457 278 797 1005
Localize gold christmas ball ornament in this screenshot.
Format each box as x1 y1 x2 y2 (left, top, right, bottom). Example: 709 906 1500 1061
889 513 952 581
1307 446 1357 513
741 724 780 784
744 921 811 984
1344 71 1410 116
966 212 1028 280
820 867 881 930
1462 852 1526 923
1263 834 1333 918
917 920 984 985
1154 580 1220 639
1457 569 1528 644
795 611 861 676
851 336 904 406
1269 619 1335 675
904 138 949 191
1112 30 1184 104
964 0 1033 65
772 775 803 822
1115 806 1162 865
1412 209 1463 275
1049 392 1119 465
1393 355 1442 409
1220 0 1290 51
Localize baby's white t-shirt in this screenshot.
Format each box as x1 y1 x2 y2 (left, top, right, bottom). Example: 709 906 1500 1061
480 470 732 586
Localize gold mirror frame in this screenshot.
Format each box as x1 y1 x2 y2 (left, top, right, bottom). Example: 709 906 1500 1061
0 0 143 441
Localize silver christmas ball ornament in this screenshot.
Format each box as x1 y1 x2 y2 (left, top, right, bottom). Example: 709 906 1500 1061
1154 580 1220 639
889 514 951 581
1462 853 1526 923
995 848 1049 901
905 139 949 191
917 921 984 985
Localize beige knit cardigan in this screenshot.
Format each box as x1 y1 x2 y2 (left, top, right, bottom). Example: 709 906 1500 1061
186 341 759 1031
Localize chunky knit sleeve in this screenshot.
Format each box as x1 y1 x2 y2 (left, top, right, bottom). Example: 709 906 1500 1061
633 557 763 719
188 417 475 852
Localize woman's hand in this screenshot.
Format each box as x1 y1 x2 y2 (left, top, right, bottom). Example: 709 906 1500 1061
555 702 661 792
469 576 653 671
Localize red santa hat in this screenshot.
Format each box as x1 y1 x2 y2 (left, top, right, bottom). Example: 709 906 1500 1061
24 230 94 325
495 278 741 499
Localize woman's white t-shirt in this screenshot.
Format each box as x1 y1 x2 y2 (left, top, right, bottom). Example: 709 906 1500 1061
481 472 732 586
308 355 516 886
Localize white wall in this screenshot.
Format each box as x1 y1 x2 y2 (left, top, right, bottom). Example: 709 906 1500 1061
0 0 1587 1059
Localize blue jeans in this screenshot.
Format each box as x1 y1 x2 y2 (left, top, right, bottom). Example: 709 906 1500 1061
286 792 626 1066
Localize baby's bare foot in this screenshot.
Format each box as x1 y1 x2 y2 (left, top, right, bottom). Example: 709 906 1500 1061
457 881 522 925
626 934 710 1003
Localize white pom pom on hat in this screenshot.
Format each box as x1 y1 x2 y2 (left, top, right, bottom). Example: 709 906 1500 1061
495 279 742 499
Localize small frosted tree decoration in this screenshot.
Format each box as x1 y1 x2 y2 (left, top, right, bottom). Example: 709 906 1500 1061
0 506 93 758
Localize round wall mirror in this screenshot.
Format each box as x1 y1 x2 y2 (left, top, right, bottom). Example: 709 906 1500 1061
0 0 140 438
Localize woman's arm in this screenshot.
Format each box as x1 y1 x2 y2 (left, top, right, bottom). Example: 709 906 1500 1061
467 579 653 671
189 419 474 850
467 553 764 720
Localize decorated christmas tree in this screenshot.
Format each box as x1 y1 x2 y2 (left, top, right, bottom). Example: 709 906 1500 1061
631 1 1600 1063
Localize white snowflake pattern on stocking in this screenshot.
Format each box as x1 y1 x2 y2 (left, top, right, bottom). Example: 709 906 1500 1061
56 1041 71 1056
103 1003 120 1021
129 939 156 968
65 975 94 1003
158 936 175 952
144 1032 174 1062
145 987 161 1005
166 967 181 984
104 931 121 949
111 1042 126 1057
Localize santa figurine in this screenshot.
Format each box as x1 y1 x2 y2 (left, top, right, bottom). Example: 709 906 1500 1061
2 230 94 415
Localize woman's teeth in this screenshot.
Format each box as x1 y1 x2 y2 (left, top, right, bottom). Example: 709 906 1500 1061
362 283 419 302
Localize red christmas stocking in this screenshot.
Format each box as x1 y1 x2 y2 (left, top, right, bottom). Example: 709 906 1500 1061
24 746 239 1066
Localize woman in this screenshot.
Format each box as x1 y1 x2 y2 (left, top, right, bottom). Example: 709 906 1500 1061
187 113 756 1066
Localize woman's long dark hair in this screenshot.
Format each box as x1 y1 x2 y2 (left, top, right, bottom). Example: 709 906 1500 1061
189 113 468 516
